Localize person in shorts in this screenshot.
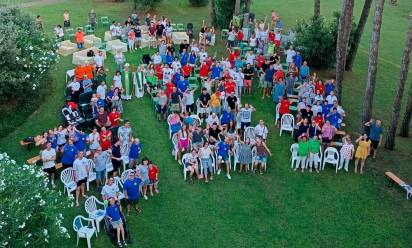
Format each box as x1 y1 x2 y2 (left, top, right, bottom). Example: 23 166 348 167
136 158 150 200
73 151 88 207
216 138 231 180
106 197 127 247
94 147 109 188
148 161 159 195
185 149 200 182
123 171 142 215
41 142 56 188
364 119 384 159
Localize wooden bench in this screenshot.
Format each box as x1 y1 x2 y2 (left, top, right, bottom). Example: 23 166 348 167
26 151 91 170
385 171 412 200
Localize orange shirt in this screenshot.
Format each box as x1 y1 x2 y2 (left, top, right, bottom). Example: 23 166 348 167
75 31 84 43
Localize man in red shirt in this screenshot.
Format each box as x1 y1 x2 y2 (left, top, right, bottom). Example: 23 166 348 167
274 69 285 81
256 53 265 69
182 64 192 78
108 107 121 127
237 30 244 43
228 48 237 68
224 78 236 95
277 96 291 128
199 62 209 79
314 112 324 128
315 80 325 95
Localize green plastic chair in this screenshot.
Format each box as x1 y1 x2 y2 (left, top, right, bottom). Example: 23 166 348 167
84 24 94 34
66 28 75 39
176 23 185 32
171 23 177 31
100 16 109 27
221 29 229 40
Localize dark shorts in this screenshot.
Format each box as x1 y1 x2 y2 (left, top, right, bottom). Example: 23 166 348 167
43 167 56 175
322 137 332 144
112 160 121 171
241 122 251 130
157 104 167 114
186 104 194 113
77 178 87 187
62 163 73 168
371 139 379 149
126 198 139 205
149 179 158 185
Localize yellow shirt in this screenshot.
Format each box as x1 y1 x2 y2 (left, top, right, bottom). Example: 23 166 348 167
210 94 220 108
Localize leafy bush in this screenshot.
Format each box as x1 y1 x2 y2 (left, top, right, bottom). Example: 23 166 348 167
0 153 72 247
132 0 163 9
189 0 209 6
294 13 356 69
0 6 58 105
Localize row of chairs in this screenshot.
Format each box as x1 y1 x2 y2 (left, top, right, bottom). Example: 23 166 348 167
290 144 341 172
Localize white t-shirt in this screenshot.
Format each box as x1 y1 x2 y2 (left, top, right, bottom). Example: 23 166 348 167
183 91 194 105
95 55 104 67
191 46 199 54
255 125 268 139
199 147 213 159
96 85 107 100
286 49 296 63
207 115 220 126
171 61 182 72
199 52 208 63
153 54 162 64
68 81 80 91
326 95 338 105
88 132 100 150
245 53 256 65
113 75 122 88
249 37 257 47
41 148 56 169
240 108 253 123
162 68 173 82
73 157 88 180
101 183 119 199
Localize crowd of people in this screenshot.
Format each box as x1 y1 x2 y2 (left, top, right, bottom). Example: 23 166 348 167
31 7 388 247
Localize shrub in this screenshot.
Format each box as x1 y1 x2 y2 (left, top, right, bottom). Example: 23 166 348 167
132 0 163 10
189 0 209 6
294 12 356 69
0 6 58 105
0 153 72 247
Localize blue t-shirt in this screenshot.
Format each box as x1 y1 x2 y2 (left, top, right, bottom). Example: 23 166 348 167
174 73 181 85
61 144 78 164
322 104 331 117
75 133 87 152
166 55 174 66
50 135 58 149
300 65 309 77
106 204 121 221
293 54 302 68
123 177 142 200
264 68 275 82
180 53 188 66
217 142 229 157
325 83 335 96
328 113 341 128
189 54 197 65
128 143 142 160
211 66 222 79
369 124 383 141
177 80 189 93
220 111 233 125
234 60 244 69
97 99 105 108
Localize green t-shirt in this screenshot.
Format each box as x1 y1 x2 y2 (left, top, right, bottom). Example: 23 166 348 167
298 141 310 156
309 139 321 153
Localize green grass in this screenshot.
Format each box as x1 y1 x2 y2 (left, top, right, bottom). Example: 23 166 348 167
1 0 412 247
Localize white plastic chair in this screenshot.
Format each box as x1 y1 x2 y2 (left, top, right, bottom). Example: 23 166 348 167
167 114 174 139
290 143 299 169
120 142 130 172
73 215 97 248
275 103 281 125
322 147 340 173
195 99 201 116
181 153 193 180
61 168 77 197
113 176 125 200
190 114 202 126
84 196 106 233
244 127 255 142
86 159 97 192
105 157 114 179
280 113 294 136
171 133 179 160
120 169 134 183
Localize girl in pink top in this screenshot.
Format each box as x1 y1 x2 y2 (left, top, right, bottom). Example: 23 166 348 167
128 28 136 52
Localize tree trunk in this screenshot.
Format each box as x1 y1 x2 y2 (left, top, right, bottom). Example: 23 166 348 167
400 87 412 136
210 0 217 27
314 0 320 18
335 0 355 103
245 0 252 13
345 0 373 71
385 17 412 149
360 0 385 134
234 0 241 15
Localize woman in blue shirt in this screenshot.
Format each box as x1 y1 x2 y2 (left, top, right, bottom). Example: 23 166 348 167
61 138 78 168
106 197 127 247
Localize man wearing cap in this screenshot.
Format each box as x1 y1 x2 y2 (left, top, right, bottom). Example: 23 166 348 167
123 171 142 215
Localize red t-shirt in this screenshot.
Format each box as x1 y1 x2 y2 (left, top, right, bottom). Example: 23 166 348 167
256 55 265 68
314 115 324 128
279 99 291 114
99 130 112 151
165 82 175 98
148 165 159 180
274 70 285 81
268 32 275 43
315 82 325 95
156 66 163 80
237 31 244 41
108 112 120 127
182 64 192 77
229 53 236 68
224 81 236 94
199 64 209 77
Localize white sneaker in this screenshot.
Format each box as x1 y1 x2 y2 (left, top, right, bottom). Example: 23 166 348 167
227 174 231 180
144 195 148 200
217 169 221 175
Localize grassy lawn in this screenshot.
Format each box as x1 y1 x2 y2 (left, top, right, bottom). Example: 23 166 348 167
1 0 412 247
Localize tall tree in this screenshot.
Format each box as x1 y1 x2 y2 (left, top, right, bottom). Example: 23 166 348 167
234 0 241 15
360 0 385 134
314 0 320 18
245 0 252 13
345 0 373 71
400 83 412 137
335 0 355 103
385 17 412 149
210 0 217 26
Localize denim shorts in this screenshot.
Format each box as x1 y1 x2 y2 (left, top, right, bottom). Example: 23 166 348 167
255 156 267 163
96 170 106 180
